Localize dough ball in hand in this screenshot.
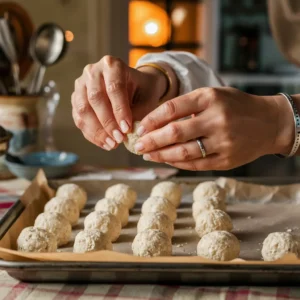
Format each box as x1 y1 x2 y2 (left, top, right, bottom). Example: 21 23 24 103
137 212 174 238
124 121 141 155
197 231 240 261
192 197 226 220
142 196 177 222
56 183 87 211
84 211 121 242
95 198 129 227
262 232 299 261
151 181 181 208
17 227 57 253
105 183 137 209
44 196 80 226
195 209 233 238
193 181 226 203
34 212 72 246
73 229 112 253
132 229 172 257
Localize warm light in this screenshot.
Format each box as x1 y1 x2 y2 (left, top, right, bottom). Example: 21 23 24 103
65 30 74 42
129 1 170 47
172 7 187 27
144 21 159 35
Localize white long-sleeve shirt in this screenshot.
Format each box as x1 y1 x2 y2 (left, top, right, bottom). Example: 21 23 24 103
137 51 224 95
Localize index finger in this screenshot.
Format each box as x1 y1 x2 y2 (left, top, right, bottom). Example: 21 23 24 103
102 56 132 133
138 88 210 136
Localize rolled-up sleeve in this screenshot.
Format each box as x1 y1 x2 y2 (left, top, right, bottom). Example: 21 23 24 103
136 51 224 95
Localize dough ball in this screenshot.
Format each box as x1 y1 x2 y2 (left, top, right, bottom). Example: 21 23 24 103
151 181 181 208
56 183 87 211
197 231 240 261
137 212 174 238
95 198 129 227
34 212 72 246
84 211 121 242
141 196 177 222
17 226 57 253
124 121 141 155
261 232 299 261
195 209 233 238
132 229 172 257
73 229 112 253
105 183 137 209
193 181 226 203
192 197 226 220
44 196 80 226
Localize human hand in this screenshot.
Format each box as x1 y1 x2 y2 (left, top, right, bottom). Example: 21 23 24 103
71 56 173 150
134 87 294 171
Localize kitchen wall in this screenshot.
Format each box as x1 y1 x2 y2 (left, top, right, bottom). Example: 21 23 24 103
12 0 148 167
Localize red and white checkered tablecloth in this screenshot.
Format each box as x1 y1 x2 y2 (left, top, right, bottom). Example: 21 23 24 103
0 177 300 299
0 275 300 300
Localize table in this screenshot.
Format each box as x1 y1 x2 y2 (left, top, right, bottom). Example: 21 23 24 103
0 173 299 299
0 272 299 300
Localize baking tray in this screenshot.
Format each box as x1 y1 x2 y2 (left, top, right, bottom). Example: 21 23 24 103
1 176 300 285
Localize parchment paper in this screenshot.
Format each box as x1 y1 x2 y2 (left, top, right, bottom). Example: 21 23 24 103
1 172 300 264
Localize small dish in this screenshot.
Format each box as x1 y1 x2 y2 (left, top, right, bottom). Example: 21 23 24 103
4 151 78 180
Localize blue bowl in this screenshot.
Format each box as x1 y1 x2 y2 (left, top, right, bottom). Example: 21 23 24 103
4 151 79 180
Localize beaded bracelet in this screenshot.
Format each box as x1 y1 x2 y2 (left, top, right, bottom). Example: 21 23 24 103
276 93 300 158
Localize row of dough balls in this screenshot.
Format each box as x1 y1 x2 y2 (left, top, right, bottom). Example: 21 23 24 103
132 181 181 257
74 183 138 253
193 181 240 261
17 184 87 252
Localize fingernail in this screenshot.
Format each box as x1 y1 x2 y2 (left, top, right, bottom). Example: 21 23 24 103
106 137 116 148
135 142 144 152
103 144 111 151
143 154 151 161
113 130 123 143
137 125 145 136
120 120 129 133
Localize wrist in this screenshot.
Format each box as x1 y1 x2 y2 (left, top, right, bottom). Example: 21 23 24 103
270 94 295 155
137 62 179 102
137 65 168 102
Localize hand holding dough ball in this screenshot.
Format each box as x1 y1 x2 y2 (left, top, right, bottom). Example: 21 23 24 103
44 196 80 226
84 211 121 242
137 212 174 238
151 181 181 208
105 183 137 209
261 232 299 261
56 183 87 211
34 212 72 246
192 197 226 220
132 229 172 257
124 121 141 155
95 198 129 227
73 229 112 253
197 231 240 261
195 209 233 238
142 196 177 222
193 181 226 203
17 227 57 253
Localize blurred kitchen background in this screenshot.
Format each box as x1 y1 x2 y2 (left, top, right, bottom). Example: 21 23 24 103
1 0 300 178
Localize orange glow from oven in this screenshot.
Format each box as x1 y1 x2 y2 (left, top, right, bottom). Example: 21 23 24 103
129 1 170 47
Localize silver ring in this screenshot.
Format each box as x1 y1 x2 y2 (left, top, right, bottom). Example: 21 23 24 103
196 138 206 158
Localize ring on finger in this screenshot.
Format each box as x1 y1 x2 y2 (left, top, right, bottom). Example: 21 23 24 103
196 138 206 158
